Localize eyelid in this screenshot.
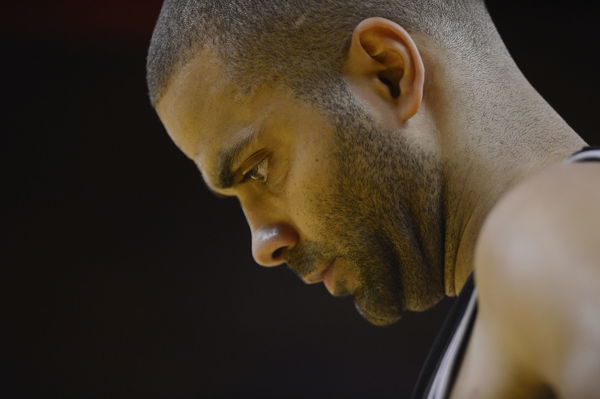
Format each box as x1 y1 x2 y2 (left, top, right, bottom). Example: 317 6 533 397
241 153 267 175
237 149 270 183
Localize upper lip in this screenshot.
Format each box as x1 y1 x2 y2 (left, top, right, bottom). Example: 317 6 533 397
302 258 335 284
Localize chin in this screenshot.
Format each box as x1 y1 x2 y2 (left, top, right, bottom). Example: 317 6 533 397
404 290 446 312
354 299 403 327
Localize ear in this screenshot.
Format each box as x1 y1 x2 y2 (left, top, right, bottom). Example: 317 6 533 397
343 17 425 122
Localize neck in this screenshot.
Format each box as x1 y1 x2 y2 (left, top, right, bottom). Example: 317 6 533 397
428 44 586 296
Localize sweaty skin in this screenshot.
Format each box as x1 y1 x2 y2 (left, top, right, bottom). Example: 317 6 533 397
156 17 598 398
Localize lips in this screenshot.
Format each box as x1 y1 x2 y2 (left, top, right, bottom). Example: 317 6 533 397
322 262 336 295
302 258 336 285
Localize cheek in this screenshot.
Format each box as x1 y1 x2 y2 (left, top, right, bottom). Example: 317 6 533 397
284 144 337 241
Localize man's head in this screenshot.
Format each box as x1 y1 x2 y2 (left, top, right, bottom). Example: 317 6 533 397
147 0 494 107
148 0 502 325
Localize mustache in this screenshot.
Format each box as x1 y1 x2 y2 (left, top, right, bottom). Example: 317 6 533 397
284 241 326 279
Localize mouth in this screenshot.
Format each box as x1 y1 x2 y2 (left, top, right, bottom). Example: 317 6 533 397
322 260 337 295
302 258 336 285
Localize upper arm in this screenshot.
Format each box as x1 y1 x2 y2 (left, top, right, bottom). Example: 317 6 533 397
474 163 600 397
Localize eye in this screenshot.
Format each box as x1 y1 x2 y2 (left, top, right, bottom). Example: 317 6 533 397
241 157 269 183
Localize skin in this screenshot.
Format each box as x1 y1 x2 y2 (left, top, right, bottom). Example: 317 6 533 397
156 17 599 397
451 164 600 398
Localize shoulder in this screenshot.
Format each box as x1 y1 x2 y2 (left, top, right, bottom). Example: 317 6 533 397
473 161 600 395
476 161 600 275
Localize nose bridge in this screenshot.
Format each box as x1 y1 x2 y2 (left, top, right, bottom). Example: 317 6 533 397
240 195 298 267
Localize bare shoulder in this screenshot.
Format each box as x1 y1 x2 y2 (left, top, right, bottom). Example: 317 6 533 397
476 162 600 275
473 162 600 397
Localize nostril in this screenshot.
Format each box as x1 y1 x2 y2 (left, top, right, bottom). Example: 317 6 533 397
272 247 286 261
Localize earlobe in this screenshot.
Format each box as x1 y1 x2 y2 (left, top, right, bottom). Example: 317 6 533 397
344 17 425 122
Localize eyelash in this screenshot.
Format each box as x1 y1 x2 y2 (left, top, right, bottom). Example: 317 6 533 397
241 157 269 184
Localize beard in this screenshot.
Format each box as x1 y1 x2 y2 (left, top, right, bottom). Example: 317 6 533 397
286 86 446 326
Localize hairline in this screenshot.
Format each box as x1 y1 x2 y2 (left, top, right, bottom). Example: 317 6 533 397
147 1 494 108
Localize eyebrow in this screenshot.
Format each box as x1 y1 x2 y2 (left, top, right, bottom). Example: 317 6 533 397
213 127 260 190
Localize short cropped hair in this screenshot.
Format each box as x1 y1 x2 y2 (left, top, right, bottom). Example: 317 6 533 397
146 0 491 106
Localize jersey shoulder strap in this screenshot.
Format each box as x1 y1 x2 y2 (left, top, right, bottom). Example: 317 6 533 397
564 146 600 163
410 275 476 399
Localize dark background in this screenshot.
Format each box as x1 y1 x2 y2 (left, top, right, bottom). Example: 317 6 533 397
4 1 598 398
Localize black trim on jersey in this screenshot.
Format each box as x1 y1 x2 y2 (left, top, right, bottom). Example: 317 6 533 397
570 146 600 161
571 145 600 155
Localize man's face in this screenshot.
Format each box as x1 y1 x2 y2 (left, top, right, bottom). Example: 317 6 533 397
157 48 445 326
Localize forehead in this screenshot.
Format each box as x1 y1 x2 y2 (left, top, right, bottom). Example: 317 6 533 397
157 49 243 157
156 48 289 186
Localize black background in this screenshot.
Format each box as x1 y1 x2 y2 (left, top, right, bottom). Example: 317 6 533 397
4 1 598 398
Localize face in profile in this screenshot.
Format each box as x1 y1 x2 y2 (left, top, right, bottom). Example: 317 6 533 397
157 46 445 326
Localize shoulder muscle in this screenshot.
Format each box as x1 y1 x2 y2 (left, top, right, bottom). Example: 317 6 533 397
474 162 600 396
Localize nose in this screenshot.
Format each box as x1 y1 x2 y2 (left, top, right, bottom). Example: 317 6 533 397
252 224 299 267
